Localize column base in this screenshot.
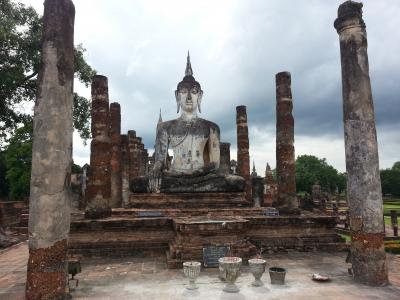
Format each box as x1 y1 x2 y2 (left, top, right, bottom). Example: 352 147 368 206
26 239 68 300
351 232 388 286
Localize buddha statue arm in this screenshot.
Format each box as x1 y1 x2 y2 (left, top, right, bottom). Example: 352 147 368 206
154 125 168 173
208 125 220 170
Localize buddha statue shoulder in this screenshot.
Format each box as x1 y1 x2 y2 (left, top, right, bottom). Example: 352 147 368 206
152 53 245 193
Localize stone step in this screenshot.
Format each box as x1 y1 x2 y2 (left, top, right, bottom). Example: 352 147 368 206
112 207 266 218
69 245 167 258
10 226 28 234
69 230 173 257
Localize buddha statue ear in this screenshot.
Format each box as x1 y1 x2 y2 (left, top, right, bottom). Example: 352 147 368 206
175 90 180 113
197 90 203 113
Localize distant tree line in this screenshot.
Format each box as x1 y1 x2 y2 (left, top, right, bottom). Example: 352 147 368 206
295 155 346 194
294 155 400 198
380 162 400 198
1 149 398 201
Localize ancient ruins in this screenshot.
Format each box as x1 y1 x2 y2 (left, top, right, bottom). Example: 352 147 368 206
0 0 394 298
65 49 348 271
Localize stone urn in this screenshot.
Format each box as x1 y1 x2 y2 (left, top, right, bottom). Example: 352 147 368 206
248 258 266 286
269 267 286 285
218 257 242 293
183 261 201 290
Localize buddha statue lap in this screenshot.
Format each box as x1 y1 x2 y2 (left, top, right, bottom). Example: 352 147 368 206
153 53 245 193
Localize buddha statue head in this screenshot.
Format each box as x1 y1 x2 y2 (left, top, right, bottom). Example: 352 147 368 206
175 52 203 115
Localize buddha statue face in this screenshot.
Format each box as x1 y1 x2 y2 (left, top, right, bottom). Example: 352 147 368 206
175 84 203 114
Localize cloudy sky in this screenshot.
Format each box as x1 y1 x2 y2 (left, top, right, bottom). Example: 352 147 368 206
22 0 400 174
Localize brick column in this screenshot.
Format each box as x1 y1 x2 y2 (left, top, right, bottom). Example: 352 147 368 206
120 134 130 207
251 177 264 208
85 75 112 218
236 106 251 201
141 148 149 176
334 0 388 285
219 142 231 174
109 102 122 208
138 142 146 176
26 1 75 298
128 131 139 181
275 71 298 214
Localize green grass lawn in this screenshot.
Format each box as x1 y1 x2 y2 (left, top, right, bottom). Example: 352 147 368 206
384 216 400 226
383 201 400 215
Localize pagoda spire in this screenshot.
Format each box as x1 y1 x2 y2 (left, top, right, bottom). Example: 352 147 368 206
251 160 258 177
185 51 193 76
158 108 163 124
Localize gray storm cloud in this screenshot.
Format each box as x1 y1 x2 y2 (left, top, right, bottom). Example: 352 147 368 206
22 0 400 172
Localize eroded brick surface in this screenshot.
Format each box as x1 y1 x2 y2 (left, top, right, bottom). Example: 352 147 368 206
85 76 112 218
26 240 68 300
275 72 298 213
236 106 251 201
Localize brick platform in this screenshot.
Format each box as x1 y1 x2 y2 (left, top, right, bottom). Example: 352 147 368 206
167 216 257 268
126 192 248 208
68 209 345 267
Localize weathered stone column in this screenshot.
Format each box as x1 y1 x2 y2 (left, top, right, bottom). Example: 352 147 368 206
85 75 112 218
251 177 264 208
312 182 322 205
275 71 298 213
390 210 398 237
109 102 122 208
236 106 251 201
138 142 146 176
26 0 75 298
120 134 130 207
128 130 138 181
264 163 277 206
334 1 388 285
219 142 231 174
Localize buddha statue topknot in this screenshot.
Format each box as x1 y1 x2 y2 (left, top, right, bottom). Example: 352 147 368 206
152 53 245 193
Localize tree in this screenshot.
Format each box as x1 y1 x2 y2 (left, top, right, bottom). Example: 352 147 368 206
381 161 400 197
392 161 400 172
0 151 9 199
0 0 95 147
295 155 346 194
4 123 32 200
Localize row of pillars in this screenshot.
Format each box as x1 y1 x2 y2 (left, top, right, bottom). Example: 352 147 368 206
26 0 388 298
85 76 149 219
235 71 298 214
234 0 388 286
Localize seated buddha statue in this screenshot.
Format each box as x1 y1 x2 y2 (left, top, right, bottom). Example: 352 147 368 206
153 53 244 193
